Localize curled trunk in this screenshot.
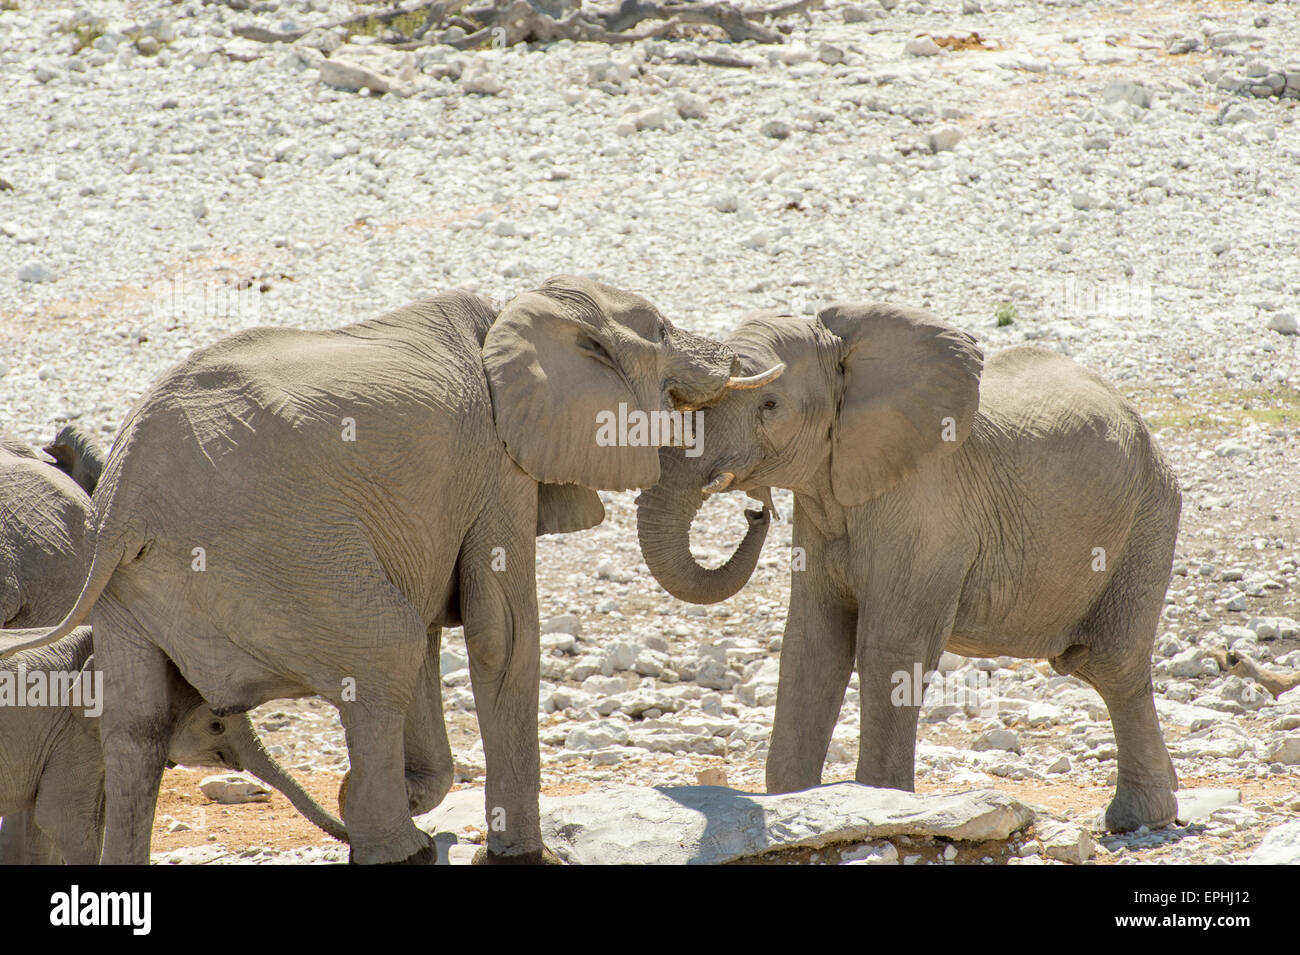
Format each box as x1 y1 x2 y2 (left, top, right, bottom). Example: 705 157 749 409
636 455 769 605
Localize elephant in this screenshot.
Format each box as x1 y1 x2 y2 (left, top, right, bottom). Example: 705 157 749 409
0 277 775 864
0 427 101 628
635 303 1182 833
0 627 347 864
0 428 346 862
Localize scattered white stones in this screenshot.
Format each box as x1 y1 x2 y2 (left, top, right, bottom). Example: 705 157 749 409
460 57 504 96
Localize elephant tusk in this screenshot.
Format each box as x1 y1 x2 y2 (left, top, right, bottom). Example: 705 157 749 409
702 472 734 495
726 363 785 390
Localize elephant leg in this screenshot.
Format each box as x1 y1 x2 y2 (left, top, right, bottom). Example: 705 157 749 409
338 631 454 820
327 586 436 864
93 607 177 865
402 628 453 815
766 571 856 794
461 510 549 863
1070 517 1178 832
338 704 436 864
854 584 961 791
0 812 65 865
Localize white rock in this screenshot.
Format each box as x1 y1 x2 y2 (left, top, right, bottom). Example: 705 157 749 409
1265 736 1300 765
973 728 1021 754
1036 819 1094 864
1176 788 1241 824
674 92 708 120
841 841 899 865
540 784 1033 864
1103 79 1152 108
17 261 56 283
542 614 581 637
1248 821 1300 864
1267 313 1298 335
905 37 941 57
199 773 272 804
461 58 504 95
928 125 963 152
565 720 632 751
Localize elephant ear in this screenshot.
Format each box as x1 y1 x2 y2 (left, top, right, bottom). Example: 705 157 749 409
819 304 983 507
537 483 605 535
482 278 662 490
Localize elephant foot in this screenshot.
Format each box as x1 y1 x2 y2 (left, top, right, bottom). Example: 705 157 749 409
1104 782 1177 833
350 840 439 865
471 845 564 865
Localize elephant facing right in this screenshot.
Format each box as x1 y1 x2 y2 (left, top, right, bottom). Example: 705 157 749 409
636 303 1181 833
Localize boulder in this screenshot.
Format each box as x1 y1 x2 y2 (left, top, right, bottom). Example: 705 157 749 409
199 773 271 804
539 783 1033 864
1248 821 1300 864
319 45 416 96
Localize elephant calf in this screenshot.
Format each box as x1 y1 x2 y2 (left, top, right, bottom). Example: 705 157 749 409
0 427 345 862
0 627 347 864
637 304 1181 832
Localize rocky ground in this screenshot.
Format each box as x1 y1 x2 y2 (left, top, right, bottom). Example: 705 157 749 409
1 0 1298 864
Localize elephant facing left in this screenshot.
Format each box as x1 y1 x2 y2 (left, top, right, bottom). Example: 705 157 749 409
0 277 771 865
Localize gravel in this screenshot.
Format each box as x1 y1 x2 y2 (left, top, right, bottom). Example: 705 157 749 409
0 0 1297 865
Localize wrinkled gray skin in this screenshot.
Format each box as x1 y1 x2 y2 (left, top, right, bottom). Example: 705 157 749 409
0 429 101 628
0 429 346 862
0 277 743 864
636 305 1181 833
0 628 347 864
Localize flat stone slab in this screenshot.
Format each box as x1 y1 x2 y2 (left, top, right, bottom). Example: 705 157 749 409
1176 788 1242 825
539 783 1034 865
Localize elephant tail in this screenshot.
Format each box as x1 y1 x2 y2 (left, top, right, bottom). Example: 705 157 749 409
0 513 143 659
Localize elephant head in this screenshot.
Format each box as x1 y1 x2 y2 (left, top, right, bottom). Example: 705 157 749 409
636 303 983 603
484 277 778 533
43 425 105 497
167 703 348 843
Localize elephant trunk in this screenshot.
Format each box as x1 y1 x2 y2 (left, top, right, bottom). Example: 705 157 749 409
635 456 769 605
227 717 349 844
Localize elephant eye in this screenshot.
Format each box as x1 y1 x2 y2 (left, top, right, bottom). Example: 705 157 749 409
209 720 224 734
580 336 617 369
763 399 777 410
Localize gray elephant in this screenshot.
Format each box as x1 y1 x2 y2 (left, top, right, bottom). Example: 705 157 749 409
0 428 346 862
0 627 347 864
0 277 773 864
0 428 101 628
635 304 1181 833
